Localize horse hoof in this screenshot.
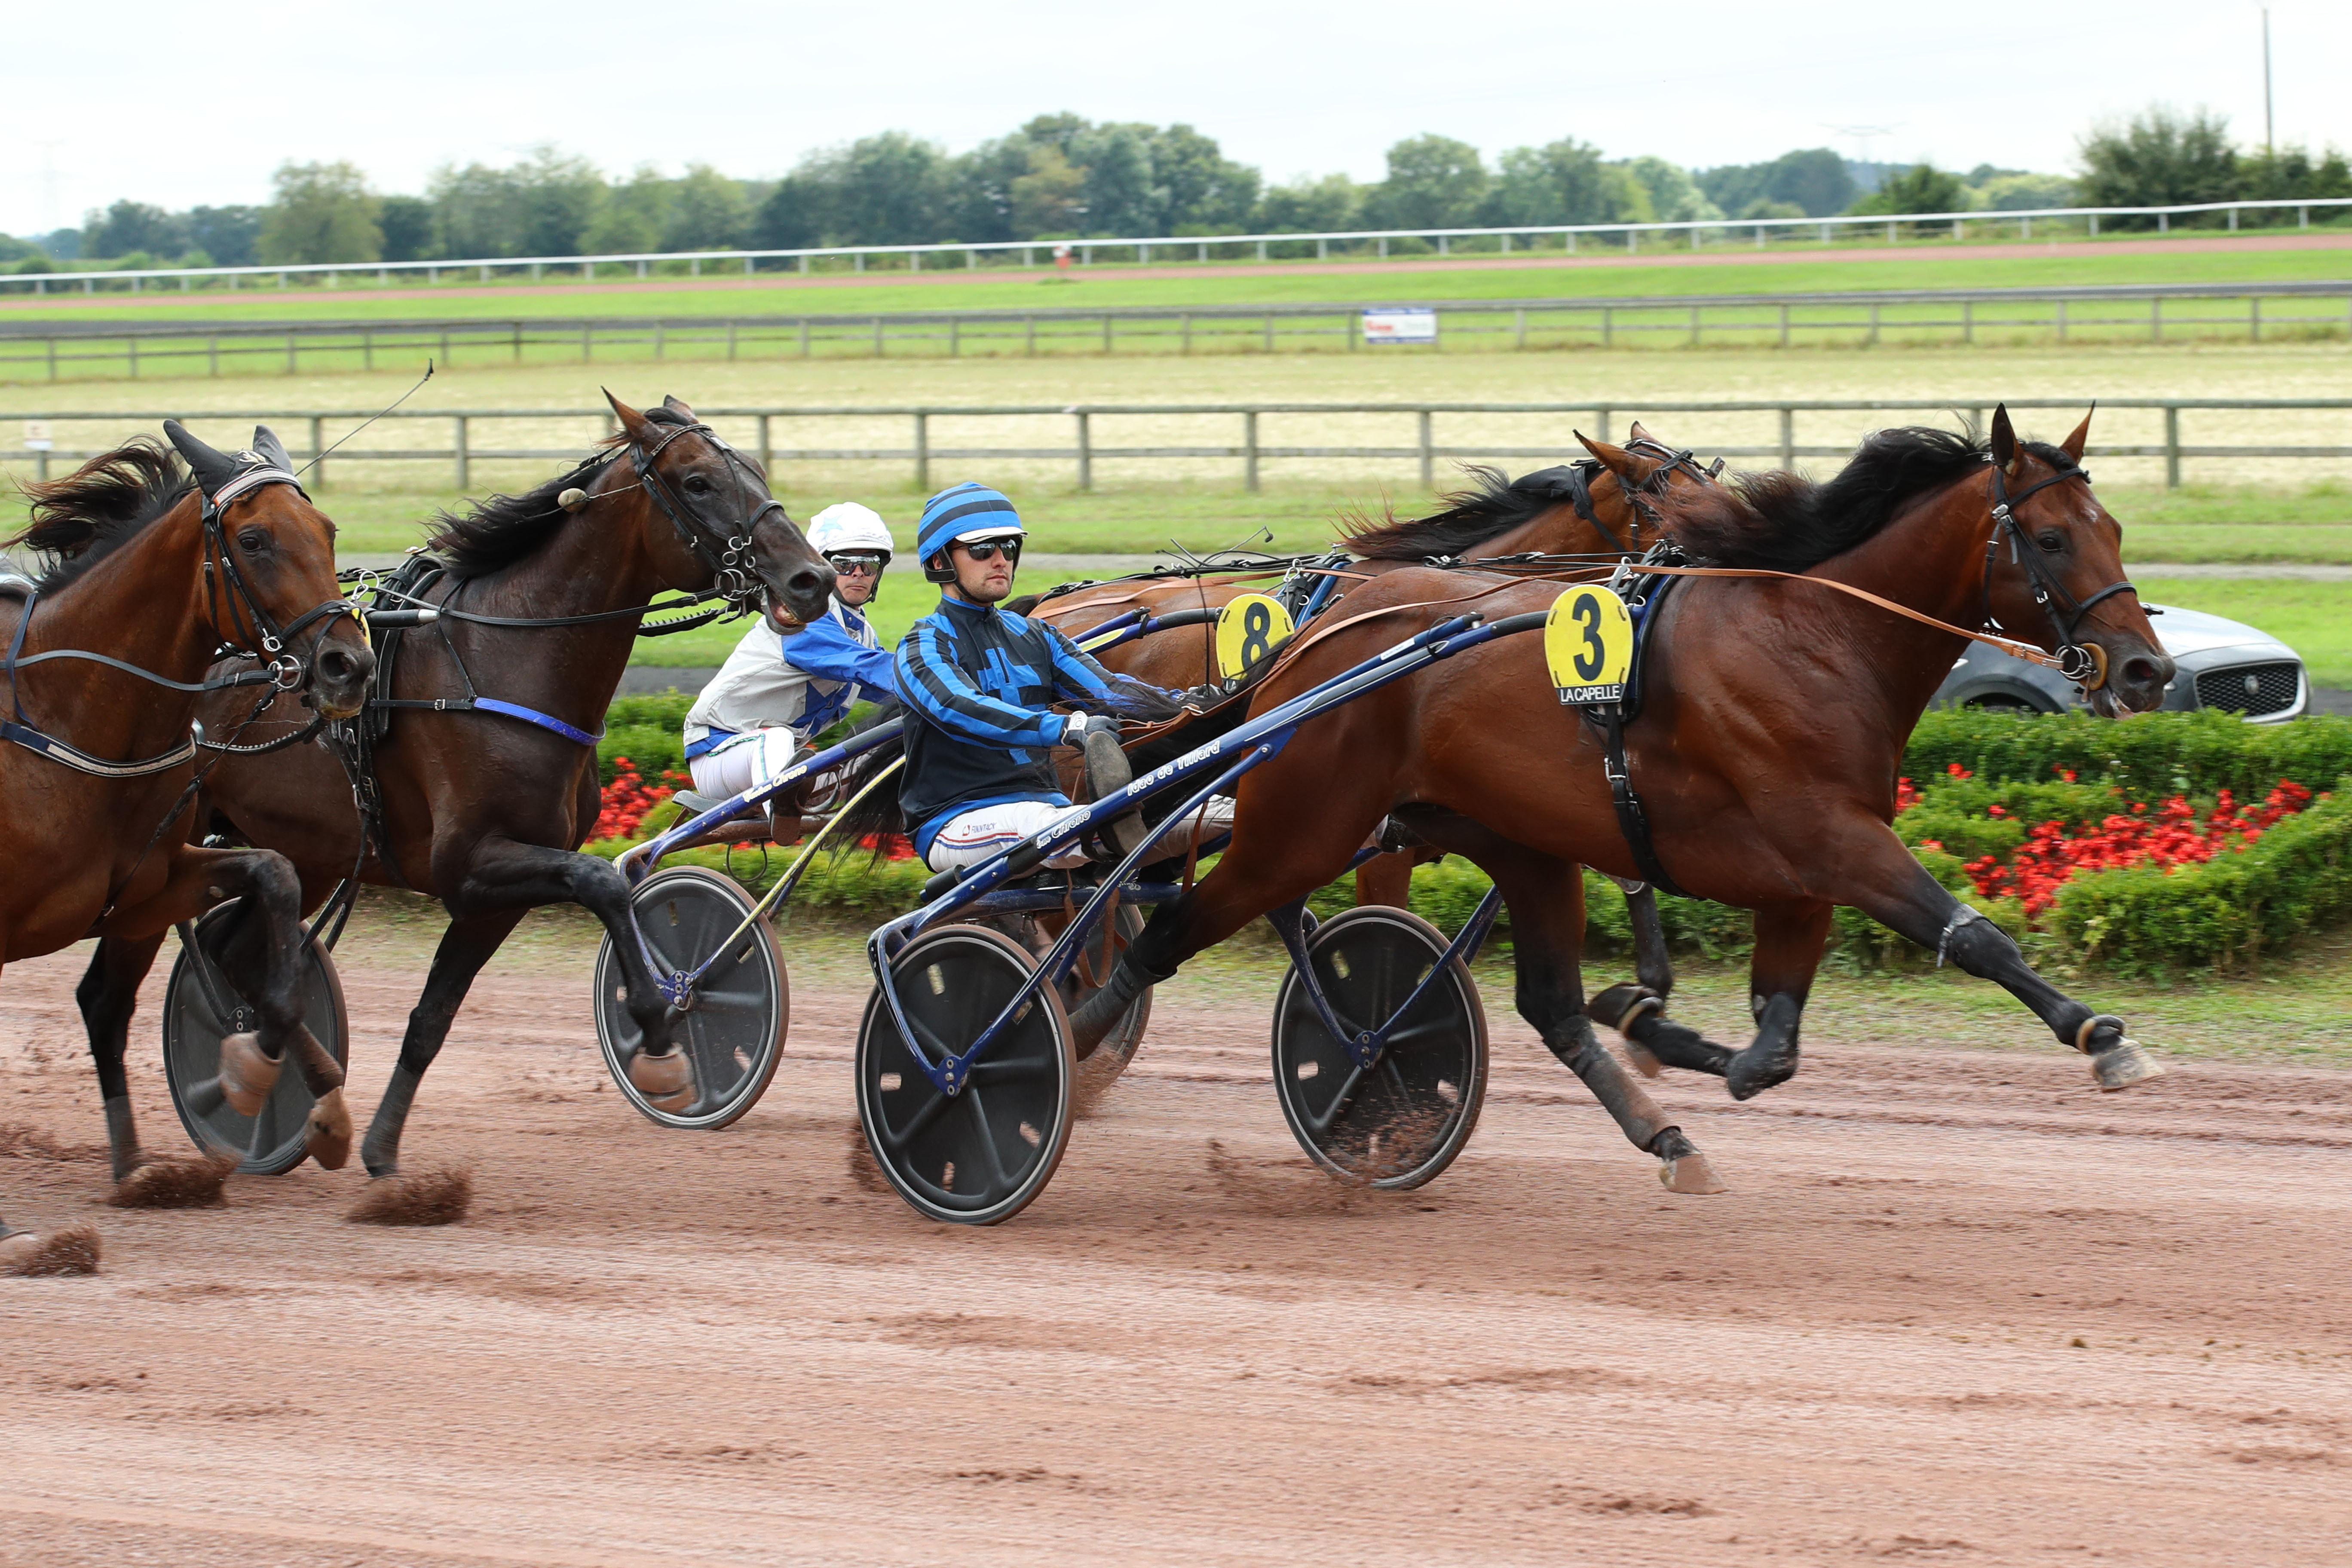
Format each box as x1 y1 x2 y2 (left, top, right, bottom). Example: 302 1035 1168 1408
306 1088 354 1170
218 1032 281 1117
628 1047 696 1112
1657 1149 1727 1195
1725 1043 1798 1102
2 1225 101 1277
107 1157 232 1210
2091 1039 2165 1092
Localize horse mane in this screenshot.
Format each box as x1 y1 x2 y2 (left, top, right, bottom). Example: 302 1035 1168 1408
1342 463 1590 561
422 405 697 579
3 438 193 591
1655 426 2079 571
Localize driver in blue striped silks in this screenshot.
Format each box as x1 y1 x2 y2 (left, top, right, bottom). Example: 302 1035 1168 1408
895 482 1183 873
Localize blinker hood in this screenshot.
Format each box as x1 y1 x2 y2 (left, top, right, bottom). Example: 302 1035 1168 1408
164 420 306 511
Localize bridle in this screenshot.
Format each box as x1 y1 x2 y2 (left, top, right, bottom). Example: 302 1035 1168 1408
1565 438 1725 554
197 460 366 693
626 418 786 613
1979 457 2133 689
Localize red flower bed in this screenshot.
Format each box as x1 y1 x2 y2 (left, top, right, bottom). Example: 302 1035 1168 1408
597 756 692 841
856 832 917 862
1960 779 2315 917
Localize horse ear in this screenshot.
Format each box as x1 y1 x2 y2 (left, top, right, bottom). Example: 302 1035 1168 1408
163 419 239 494
1574 430 1662 486
1989 404 2021 476
660 394 697 420
2060 405 2094 462
250 426 297 475
604 388 655 444
1626 419 1653 442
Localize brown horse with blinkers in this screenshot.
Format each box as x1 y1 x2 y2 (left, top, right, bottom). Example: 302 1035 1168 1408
3 423 376 1200
72 394 835 1197
1070 409 2172 1189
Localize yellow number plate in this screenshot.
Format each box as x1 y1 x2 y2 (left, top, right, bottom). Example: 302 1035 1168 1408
1215 592 1293 681
1544 585 1633 705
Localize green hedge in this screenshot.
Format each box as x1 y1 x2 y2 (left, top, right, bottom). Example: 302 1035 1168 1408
2047 781 2352 974
1900 708 2352 798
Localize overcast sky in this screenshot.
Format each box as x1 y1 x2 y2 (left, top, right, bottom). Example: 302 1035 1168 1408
7 0 2342 235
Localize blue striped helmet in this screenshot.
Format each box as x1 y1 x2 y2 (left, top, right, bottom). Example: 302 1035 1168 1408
916 481 1025 572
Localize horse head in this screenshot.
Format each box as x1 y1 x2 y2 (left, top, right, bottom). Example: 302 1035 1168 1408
603 391 834 627
1982 405 2173 717
163 420 374 719
1573 423 1723 552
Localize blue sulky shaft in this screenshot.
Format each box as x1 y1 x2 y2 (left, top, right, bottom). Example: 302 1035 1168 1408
870 605 1548 1098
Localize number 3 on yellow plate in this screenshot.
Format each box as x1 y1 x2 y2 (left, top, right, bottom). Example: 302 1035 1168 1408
1215 593 1293 681
1544 585 1633 706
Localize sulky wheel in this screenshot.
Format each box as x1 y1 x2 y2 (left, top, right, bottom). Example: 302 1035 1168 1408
162 902 349 1176
594 866 787 1130
856 924 1074 1225
1271 905 1488 1190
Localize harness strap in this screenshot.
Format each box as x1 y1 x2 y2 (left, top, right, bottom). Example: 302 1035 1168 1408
1621 564 2073 670
1601 708 1688 899
0 719 198 778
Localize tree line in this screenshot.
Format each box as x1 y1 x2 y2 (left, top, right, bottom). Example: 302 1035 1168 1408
2 106 2343 273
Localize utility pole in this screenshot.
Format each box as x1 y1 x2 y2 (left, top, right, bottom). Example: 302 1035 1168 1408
2262 8 2274 155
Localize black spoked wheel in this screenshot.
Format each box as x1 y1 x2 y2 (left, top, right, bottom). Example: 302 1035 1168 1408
161 903 349 1176
857 925 1073 1226
1271 906 1487 1190
595 866 787 1130
985 902 1152 1086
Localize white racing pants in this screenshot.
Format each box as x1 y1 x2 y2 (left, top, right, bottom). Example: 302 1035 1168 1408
922 793 1238 874
688 729 805 800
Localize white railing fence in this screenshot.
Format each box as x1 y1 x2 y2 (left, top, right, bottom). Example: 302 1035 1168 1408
5 399 2346 494
8 197 2351 295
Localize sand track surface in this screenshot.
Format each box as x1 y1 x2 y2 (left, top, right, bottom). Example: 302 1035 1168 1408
4 934 2349 1566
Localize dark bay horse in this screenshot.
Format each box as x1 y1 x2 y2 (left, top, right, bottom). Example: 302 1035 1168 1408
1072 409 2173 1188
76 393 833 1197
3 425 376 1197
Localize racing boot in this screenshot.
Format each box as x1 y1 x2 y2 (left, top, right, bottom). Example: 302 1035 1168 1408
1080 720 1148 860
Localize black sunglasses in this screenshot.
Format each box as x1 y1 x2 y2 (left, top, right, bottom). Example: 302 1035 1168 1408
956 539 1021 563
827 552 888 573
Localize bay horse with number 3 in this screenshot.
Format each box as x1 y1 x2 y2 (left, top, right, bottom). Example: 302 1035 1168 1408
2 424 375 1201
1071 408 2173 1191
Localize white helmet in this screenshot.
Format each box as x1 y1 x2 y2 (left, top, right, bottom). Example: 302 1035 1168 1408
805 502 894 563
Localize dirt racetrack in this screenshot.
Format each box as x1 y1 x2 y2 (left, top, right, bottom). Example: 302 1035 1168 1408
5 925 2351 1567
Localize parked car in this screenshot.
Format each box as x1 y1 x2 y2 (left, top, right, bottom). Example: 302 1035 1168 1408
1931 603 2307 723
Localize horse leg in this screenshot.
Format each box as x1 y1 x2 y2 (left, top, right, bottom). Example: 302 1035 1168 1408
1586 879 1736 1080
202 876 352 1168
1354 851 1413 909
361 908 527 1180
1721 901 1835 1100
438 837 680 1101
76 934 167 1184
103 845 349 1169
1458 840 1724 1194
1834 825 2160 1089
1070 787 1388 1055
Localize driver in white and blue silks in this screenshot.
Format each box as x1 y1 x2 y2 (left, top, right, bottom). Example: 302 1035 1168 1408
683 502 899 800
